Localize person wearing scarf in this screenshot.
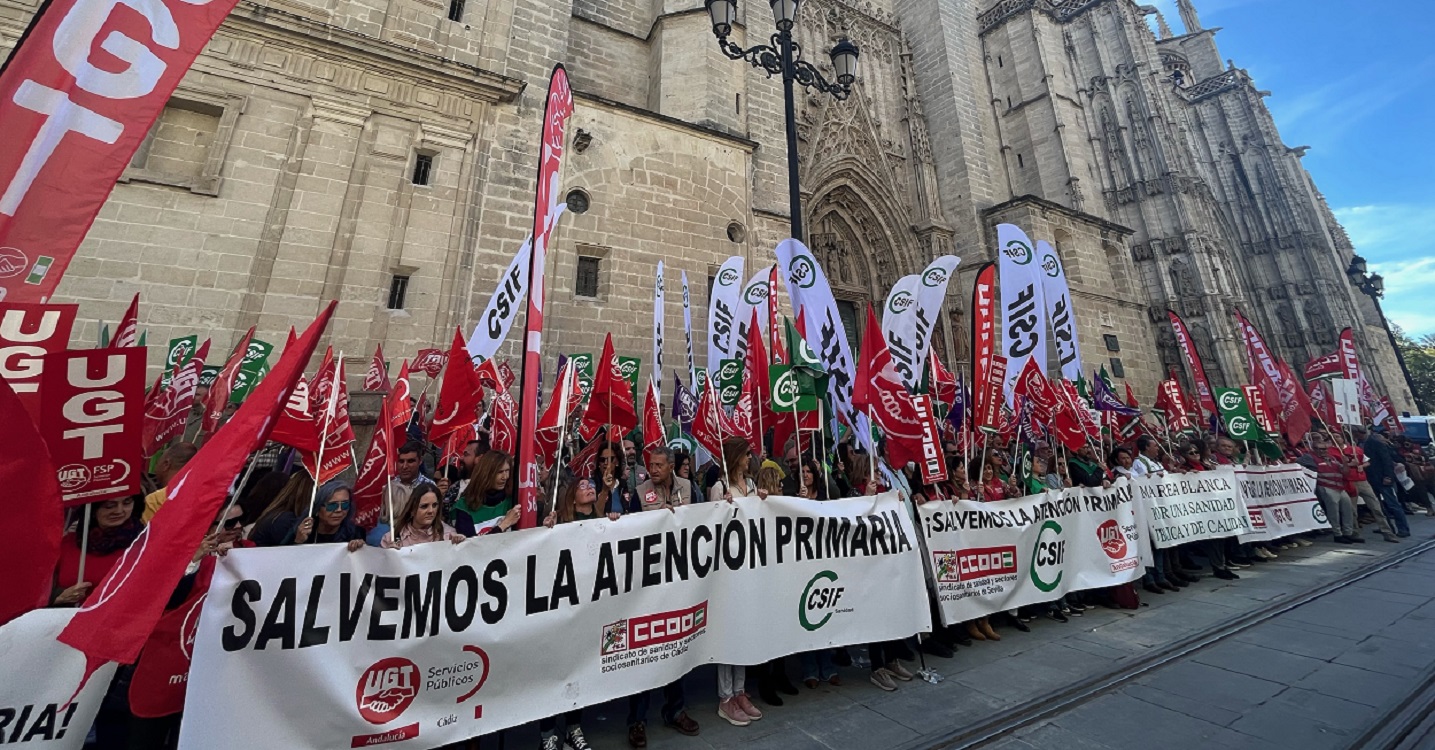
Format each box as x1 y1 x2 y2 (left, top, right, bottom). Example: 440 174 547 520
53 496 145 606
453 451 521 536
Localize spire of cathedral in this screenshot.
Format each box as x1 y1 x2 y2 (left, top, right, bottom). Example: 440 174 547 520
1176 0 1203 32
1155 11 1174 39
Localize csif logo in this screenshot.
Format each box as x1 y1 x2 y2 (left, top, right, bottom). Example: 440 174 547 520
743 284 768 305
718 360 741 381
720 384 740 402
887 291 915 315
790 256 817 289
1041 253 1060 277
772 369 800 408
799 570 846 631
1003 240 1033 265
718 268 740 286
1218 390 1243 412
922 267 948 287
1029 520 1065 592
1229 415 1252 434
618 359 639 379
356 657 420 725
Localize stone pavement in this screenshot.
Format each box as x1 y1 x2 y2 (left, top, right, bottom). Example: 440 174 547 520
519 514 1435 750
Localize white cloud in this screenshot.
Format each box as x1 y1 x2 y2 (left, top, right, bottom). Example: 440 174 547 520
1335 204 1435 336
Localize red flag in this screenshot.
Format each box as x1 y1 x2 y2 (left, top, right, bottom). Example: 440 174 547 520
351 396 395 531
1235 309 1309 444
536 363 583 469
932 353 957 408
1309 381 1337 426
1305 351 1342 382
141 339 210 458
852 303 885 413
59 303 336 674
430 328 483 442
201 326 253 434
567 432 604 478
580 334 637 436
1167 310 1218 418
389 360 414 436
41 347 146 506
768 265 786 364
1156 378 1194 435
1277 360 1314 444
1012 357 1059 423
127 558 214 718
0 377 64 626
0 302 78 420
690 375 734 458
109 294 140 349
414 348 447 378
475 357 516 392
300 355 356 483
853 305 926 468
970 263 998 428
731 366 760 449
489 392 518 455
1243 384 1279 435
0 0 251 304
516 65 575 531
642 378 666 466
365 344 391 393
268 375 320 452
975 355 1008 432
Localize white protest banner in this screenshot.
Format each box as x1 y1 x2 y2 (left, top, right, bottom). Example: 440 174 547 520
181 494 929 750
1330 378 1361 426
917 484 1144 626
706 256 744 374
0 609 117 748
681 271 696 388
1130 467 1252 549
652 261 665 402
466 204 567 364
1235 463 1326 543
731 268 770 365
997 224 1045 405
911 255 960 384
880 274 924 392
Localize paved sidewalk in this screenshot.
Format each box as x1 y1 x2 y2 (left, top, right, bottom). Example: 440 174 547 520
532 515 1435 750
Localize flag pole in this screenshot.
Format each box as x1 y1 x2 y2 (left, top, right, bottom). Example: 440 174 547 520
307 353 343 518
818 398 830 492
550 365 575 522
77 504 92 585
215 449 259 534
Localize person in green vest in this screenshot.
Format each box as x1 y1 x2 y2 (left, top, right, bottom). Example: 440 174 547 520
452 450 520 535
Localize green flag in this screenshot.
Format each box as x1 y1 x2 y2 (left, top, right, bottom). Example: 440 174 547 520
784 318 824 373
1214 388 1266 442
769 365 818 413
617 356 641 402
229 338 274 402
570 353 595 399
717 358 743 406
162 335 198 387
199 365 222 388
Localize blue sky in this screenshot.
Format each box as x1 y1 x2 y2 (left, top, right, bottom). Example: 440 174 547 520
1151 0 1435 337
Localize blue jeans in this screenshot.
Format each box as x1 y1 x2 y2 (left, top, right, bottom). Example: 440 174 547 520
627 679 685 726
1378 483 1410 535
800 649 836 681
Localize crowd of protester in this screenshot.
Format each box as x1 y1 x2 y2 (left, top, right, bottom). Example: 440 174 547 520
50 395 1435 750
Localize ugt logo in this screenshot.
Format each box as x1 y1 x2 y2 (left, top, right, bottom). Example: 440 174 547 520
355 657 420 725
799 570 845 631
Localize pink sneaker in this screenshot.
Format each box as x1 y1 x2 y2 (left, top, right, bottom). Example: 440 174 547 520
734 693 763 720
717 698 750 726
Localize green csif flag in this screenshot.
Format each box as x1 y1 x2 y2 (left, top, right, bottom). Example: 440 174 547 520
769 364 818 413
161 335 198 387
784 317 824 373
1214 388 1266 442
616 356 641 402
717 358 743 406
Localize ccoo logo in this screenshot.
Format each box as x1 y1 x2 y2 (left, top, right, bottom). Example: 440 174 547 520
356 657 420 725
887 291 915 315
1003 240 1033 265
1218 390 1244 412
790 256 817 289
799 570 845 631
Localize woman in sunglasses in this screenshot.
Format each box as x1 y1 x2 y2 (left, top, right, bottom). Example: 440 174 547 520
594 440 638 518
383 482 465 548
285 479 365 551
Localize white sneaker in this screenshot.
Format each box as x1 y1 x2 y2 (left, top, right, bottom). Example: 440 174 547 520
869 668 899 691
1294 538 1314 547
886 660 914 681
541 734 562 750
565 728 591 750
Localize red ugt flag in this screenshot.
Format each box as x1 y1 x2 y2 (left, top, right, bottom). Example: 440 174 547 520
59 302 336 673
41 347 147 506
430 328 483 442
365 344 391 393
201 326 253 434
351 395 395 531
0 377 65 626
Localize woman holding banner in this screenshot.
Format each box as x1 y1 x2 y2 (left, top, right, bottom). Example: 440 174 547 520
382 482 465 547
249 471 315 547
285 480 365 550
708 437 766 725
534 479 600 750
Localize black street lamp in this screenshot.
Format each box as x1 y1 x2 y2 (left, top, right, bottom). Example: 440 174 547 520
1347 254 1422 413
705 0 859 240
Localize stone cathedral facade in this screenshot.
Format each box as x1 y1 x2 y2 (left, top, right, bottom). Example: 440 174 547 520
0 0 1413 410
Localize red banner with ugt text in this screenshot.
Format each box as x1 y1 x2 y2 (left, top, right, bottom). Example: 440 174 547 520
1 302 78 420
0 0 246 302
41 347 146 506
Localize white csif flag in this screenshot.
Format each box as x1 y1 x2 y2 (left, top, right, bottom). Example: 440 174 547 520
997 223 1046 404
